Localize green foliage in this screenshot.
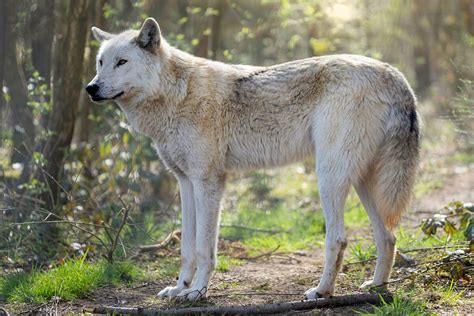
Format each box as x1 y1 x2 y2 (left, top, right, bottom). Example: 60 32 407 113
359 293 434 316
216 255 243 273
27 71 51 116
0 257 142 303
222 170 379 253
349 242 376 262
421 201 473 244
439 281 466 306
221 167 325 252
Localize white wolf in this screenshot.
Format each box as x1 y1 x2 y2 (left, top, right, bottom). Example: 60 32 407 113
86 18 420 301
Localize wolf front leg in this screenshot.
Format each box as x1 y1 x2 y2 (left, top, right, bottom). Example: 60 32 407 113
177 176 225 301
158 176 196 298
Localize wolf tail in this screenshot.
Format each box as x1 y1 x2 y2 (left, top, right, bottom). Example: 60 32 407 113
372 95 421 230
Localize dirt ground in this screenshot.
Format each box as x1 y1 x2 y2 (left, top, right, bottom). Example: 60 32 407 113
19 254 377 315
5 162 472 315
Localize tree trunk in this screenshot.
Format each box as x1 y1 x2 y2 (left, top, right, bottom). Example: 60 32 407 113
460 0 474 36
74 0 106 144
38 0 88 215
0 1 7 147
30 0 55 130
4 0 35 170
194 1 210 58
413 0 432 97
210 0 226 60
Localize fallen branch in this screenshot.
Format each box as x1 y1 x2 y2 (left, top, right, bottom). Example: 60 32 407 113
91 293 392 315
344 244 469 266
133 230 181 255
237 245 280 261
220 224 284 234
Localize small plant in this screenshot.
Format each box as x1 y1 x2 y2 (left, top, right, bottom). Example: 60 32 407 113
439 281 466 306
216 255 243 272
358 294 434 316
421 201 473 241
349 242 376 262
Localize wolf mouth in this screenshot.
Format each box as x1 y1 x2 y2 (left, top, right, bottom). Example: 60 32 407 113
91 91 124 102
112 91 124 99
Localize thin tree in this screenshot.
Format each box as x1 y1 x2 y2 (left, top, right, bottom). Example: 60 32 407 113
0 1 7 147
36 0 88 244
4 0 35 179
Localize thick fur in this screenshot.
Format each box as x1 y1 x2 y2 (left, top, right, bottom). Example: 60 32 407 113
87 18 420 300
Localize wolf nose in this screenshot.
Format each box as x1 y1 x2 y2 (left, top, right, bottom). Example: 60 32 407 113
86 84 99 96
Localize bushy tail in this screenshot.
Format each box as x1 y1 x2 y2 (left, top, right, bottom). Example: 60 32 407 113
372 102 421 230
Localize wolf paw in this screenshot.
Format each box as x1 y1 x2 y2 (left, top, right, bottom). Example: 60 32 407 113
360 280 387 292
176 286 208 301
158 285 184 298
304 287 332 300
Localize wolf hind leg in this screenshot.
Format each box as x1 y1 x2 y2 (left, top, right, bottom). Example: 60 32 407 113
305 155 350 299
355 178 396 289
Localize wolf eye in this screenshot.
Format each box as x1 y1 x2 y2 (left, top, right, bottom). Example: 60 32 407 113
99 60 103 66
117 59 128 66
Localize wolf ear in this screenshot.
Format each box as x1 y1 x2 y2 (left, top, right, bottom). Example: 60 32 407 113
137 18 161 52
91 27 114 42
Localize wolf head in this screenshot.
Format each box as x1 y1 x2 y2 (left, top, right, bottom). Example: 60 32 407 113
86 18 165 104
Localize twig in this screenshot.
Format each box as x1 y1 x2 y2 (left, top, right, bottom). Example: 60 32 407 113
133 230 181 255
400 244 469 254
211 292 302 298
106 203 131 263
92 293 393 315
220 224 284 234
344 244 469 266
0 307 10 316
237 245 280 260
10 220 117 231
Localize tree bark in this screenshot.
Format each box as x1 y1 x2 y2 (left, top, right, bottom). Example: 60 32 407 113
460 0 474 36
74 0 106 144
4 0 35 169
210 0 226 60
0 1 7 147
92 293 393 315
30 0 55 130
413 0 432 97
38 0 88 213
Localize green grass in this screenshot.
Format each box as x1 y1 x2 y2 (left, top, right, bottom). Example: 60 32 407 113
220 166 374 253
0 257 143 303
359 293 435 316
348 242 377 262
217 255 244 272
149 256 181 279
222 169 325 252
452 151 474 164
439 281 466 306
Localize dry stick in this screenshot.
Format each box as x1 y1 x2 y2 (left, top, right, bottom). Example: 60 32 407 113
237 245 281 260
136 230 180 253
106 203 131 263
220 224 284 234
344 244 469 266
92 293 392 315
11 219 117 231
211 292 301 298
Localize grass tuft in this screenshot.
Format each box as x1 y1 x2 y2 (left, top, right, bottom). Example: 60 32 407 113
0 258 142 303
358 293 435 316
217 255 243 272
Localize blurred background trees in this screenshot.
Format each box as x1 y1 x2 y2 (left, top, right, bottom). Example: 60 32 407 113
0 0 472 264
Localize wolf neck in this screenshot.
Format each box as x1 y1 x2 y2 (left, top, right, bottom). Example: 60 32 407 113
115 41 257 139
